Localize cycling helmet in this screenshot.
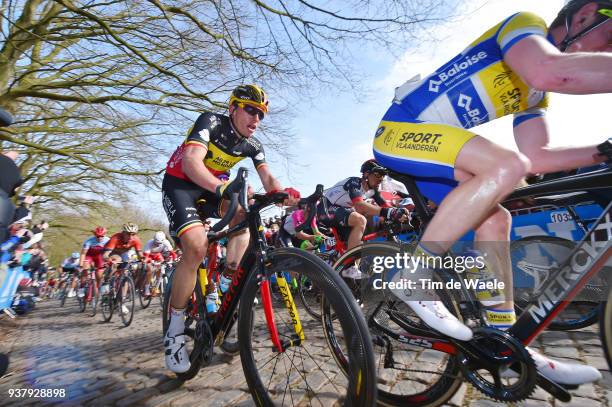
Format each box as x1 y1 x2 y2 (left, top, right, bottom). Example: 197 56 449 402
71 252 80 259
154 231 166 243
552 1 612 50
229 84 269 114
360 159 388 175
122 222 139 234
93 226 107 237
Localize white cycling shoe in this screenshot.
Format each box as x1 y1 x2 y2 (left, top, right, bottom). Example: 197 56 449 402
164 332 191 373
503 347 601 386
404 299 473 341
341 266 364 279
388 267 472 341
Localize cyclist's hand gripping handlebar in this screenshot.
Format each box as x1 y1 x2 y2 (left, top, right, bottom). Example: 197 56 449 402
211 167 249 232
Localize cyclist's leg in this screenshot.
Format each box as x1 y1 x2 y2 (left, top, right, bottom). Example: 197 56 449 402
346 210 366 251
218 198 248 292
162 175 210 373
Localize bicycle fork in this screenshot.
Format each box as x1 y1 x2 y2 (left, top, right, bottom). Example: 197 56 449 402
261 271 305 353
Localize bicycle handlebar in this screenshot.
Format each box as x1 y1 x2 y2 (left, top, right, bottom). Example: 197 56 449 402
295 184 324 233
0 107 13 127
210 167 249 232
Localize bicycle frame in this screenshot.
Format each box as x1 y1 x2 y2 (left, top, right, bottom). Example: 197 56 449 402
366 169 611 354
186 196 308 353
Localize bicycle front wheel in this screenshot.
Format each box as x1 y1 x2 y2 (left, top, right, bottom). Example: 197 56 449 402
238 247 376 407
327 242 463 407
119 276 135 327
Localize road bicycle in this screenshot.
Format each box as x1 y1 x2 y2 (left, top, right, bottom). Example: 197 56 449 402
100 261 136 327
78 265 99 316
162 168 377 406
323 166 611 406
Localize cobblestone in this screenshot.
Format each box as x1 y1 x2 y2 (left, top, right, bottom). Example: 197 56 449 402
0 297 609 406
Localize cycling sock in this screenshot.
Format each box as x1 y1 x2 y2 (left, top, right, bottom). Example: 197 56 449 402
464 249 506 307
167 307 185 336
484 308 516 330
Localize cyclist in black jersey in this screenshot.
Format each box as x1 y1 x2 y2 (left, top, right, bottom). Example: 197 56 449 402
161 84 300 374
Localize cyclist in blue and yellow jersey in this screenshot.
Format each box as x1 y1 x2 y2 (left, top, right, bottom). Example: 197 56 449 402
162 84 300 373
373 0 611 386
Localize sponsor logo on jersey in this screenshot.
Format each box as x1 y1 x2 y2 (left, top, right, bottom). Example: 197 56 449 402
428 51 488 93
254 152 265 161
375 126 385 138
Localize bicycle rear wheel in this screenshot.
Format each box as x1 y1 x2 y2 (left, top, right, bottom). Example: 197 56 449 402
326 242 462 407
511 236 604 330
119 276 135 326
238 247 376 407
298 273 322 319
78 282 88 313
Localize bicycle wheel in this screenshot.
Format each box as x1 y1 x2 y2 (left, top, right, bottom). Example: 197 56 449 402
89 282 98 317
59 285 68 307
139 286 152 309
511 236 603 330
78 282 87 313
298 273 322 319
161 269 205 381
158 273 166 308
238 247 376 407
601 283 612 370
101 279 115 322
119 276 135 326
326 242 462 407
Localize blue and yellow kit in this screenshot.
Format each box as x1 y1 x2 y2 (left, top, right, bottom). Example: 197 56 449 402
374 12 552 203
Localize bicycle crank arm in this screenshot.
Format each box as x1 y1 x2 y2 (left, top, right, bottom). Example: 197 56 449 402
535 372 571 402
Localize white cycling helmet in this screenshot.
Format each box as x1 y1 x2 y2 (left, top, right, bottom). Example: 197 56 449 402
71 252 80 259
122 222 139 234
154 231 166 243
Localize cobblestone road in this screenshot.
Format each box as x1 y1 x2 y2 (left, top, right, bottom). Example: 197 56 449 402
0 299 610 406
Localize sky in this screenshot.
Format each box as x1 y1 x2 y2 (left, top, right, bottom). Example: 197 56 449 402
145 0 611 224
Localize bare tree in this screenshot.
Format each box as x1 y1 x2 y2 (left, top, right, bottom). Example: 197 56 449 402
0 0 460 216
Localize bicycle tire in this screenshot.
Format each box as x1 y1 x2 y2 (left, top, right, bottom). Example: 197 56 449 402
78 282 87 313
511 236 603 330
326 242 462 407
601 281 612 370
159 274 166 308
59 286 68 307
101 279 114 322
161 269 205 381
119 276 135 327
89 282 98 317
297 272 322 319
139 287 152 309
238 247 377 407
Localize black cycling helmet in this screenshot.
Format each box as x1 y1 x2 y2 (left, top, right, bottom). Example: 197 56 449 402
360 159 388 175
229 84 269 113
551 1 612 51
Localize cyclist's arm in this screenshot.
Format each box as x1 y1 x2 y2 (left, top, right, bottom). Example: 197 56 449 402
256 164 282 193
353 200 383 217
79 247 88 268
296 230 316 242
504 36 612 94
182 146 224 193
514 115 603 174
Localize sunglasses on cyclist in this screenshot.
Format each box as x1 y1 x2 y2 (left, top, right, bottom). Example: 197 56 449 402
238 103 265 120
560 8 611 51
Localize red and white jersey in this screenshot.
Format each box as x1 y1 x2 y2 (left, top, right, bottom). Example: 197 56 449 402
143 238 174 254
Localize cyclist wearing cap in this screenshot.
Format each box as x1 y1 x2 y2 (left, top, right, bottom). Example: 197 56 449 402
318 159 410 278
162 84 301 373
373 0 611 385
79 226 110 294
